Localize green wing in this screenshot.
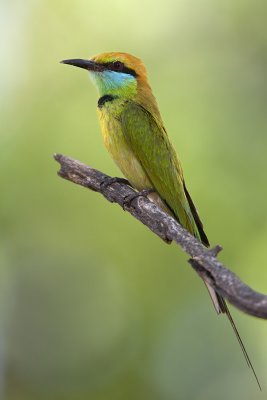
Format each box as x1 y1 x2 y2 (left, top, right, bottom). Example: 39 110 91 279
120 101 209 245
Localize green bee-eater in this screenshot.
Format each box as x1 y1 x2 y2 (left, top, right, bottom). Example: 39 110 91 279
61 52 259 387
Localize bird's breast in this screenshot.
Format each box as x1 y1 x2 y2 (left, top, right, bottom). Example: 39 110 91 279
97 101 151 190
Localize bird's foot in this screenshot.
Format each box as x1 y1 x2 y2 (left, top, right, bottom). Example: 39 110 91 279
123 188 155 209
100 176 132 190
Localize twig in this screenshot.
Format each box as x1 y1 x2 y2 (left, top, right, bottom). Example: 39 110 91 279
54 153 267 319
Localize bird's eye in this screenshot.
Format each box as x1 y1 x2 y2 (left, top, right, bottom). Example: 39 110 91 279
112 61 124 71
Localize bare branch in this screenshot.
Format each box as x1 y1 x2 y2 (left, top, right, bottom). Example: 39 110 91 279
54 153 267 319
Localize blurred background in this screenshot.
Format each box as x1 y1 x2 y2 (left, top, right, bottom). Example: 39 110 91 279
1 0 267 399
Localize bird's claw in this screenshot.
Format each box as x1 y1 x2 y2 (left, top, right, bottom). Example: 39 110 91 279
123 188 155 209
100 176 132 190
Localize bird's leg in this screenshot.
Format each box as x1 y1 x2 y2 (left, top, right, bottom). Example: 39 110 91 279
123 188 156 209
100 176 132 190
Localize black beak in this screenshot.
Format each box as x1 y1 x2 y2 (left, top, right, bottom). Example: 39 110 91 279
60 59 103 71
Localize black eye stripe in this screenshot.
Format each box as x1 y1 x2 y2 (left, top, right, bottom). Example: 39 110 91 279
101 62 138 77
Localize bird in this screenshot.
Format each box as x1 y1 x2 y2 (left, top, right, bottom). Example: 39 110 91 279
61 52 260 388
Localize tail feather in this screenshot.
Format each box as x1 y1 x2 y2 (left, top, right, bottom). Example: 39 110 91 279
215 291 261 390
183 182 261 389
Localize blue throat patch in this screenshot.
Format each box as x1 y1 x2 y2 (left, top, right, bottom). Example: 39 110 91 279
89 70 137 96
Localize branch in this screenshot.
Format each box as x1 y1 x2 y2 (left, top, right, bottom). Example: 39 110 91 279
54 154 267 319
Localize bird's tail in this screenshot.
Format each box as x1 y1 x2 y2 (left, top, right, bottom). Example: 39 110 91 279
205 282 261 389
183 182 261 389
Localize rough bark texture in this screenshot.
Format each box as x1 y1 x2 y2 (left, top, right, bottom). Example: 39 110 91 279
54 153 267 319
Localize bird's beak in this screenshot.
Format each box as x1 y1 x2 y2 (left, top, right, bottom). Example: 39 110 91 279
60 59 103 72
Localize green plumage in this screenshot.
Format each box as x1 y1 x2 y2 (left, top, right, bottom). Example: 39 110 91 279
120 101 208 244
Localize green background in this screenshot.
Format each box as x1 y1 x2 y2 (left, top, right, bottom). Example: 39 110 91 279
1 1 267 399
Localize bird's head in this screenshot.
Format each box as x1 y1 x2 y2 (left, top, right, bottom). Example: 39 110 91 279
61 52 148 98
